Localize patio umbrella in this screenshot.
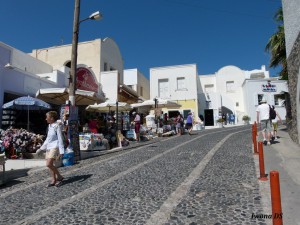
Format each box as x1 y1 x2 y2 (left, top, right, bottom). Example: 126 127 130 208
2 96 51 131
36 88 105 105
131 98 181 109
85 101 132 112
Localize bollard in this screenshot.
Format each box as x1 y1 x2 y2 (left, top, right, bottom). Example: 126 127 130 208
258 142 268 181
252 130 258 155
253 121 257 137
270 171 283 225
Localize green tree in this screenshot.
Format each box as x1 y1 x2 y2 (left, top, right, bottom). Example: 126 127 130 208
265 7 292 126
265 7 288 80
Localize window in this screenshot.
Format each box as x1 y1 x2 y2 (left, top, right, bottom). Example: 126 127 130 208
183 110 191 119
140 86 143 96
104 62 108 71
177 77 185 90
236 102 239 107
204 84 214 93
274 94 285 106
168 110 180 118
257 94 264 105
64 61 71 68
158 79 169 98
226 81 234 92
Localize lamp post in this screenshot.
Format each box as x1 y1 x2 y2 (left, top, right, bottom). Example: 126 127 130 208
116 100 119 131
153 97 158 130
68 0 102 161
69 0 102 106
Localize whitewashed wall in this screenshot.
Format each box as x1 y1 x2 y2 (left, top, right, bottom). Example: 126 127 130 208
150 64 198 100
100 71 118 102
101 38 124 84
243 79 288 123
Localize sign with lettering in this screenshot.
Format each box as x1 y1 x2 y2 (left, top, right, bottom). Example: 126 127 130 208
76 67 99 93
262 83 276 92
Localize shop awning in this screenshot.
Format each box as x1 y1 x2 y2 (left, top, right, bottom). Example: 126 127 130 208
86 101 132 112
36 88 106 105
131 98 181 109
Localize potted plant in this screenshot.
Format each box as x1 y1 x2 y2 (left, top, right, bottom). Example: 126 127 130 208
216 118 224 128
242 115 251 124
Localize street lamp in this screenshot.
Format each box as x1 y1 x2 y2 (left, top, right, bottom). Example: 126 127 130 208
69 0 103 106
68 0 102 161
153 97 158 129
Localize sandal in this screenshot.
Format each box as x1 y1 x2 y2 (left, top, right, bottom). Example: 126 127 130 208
47 183 56 187
55 177 64 187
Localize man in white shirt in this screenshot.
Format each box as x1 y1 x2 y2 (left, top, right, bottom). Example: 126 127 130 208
256 98 272 145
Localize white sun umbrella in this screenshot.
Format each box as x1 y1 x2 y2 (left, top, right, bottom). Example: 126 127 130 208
86 101 132 112
131 98 181 109
36 88 105 105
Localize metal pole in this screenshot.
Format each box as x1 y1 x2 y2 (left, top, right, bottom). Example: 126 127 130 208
27 105 29 131
69 0 80 106
116 101 119 131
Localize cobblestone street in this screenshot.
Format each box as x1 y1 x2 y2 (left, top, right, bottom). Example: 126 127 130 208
0 126 269 225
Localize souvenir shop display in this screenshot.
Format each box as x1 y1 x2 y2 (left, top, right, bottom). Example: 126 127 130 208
0 128 45 159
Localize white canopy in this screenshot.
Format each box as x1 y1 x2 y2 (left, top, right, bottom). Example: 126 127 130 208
36 88 105 105
86 101 132 112
131 98 181 109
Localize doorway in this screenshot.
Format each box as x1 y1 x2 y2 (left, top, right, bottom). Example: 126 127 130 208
204 109 214 126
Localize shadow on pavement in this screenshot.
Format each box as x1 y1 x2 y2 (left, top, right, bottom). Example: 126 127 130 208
0 179 24 189
0 168 30 189
58 174 92 187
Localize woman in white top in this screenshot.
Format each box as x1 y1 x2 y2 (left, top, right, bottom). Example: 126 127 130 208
39 111 64 187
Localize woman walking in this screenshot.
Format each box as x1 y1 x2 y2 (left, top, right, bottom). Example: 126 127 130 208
38 111 64 187
186 112 194 135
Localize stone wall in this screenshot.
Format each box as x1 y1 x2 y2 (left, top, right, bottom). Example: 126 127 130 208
286 31 300 143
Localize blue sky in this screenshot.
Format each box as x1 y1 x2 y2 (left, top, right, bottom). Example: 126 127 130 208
0 0 282 78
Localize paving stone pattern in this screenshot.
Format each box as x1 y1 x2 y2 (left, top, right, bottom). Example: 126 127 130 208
32 131 228 224
165 131 267 225
0 126 264 225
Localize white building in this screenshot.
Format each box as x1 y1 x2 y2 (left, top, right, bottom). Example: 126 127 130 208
148 63 288 126
150 64 201 118
30 38 140 103
198 65 287 125
0 42 68 131
124 69 150 100
243 79 288 124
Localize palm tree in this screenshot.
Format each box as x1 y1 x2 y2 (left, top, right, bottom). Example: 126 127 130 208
265 7 288 80
265 7 292 126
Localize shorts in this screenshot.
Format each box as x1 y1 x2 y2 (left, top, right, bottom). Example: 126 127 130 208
272 122 278 131
135 122 140 133
185 123 193 129
260 119 272 132
45 148 59 159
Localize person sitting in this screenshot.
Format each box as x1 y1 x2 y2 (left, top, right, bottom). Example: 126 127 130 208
88 117 98 134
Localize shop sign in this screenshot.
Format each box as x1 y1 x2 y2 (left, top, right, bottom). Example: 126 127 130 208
262 83 276 92
76 67 98 93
